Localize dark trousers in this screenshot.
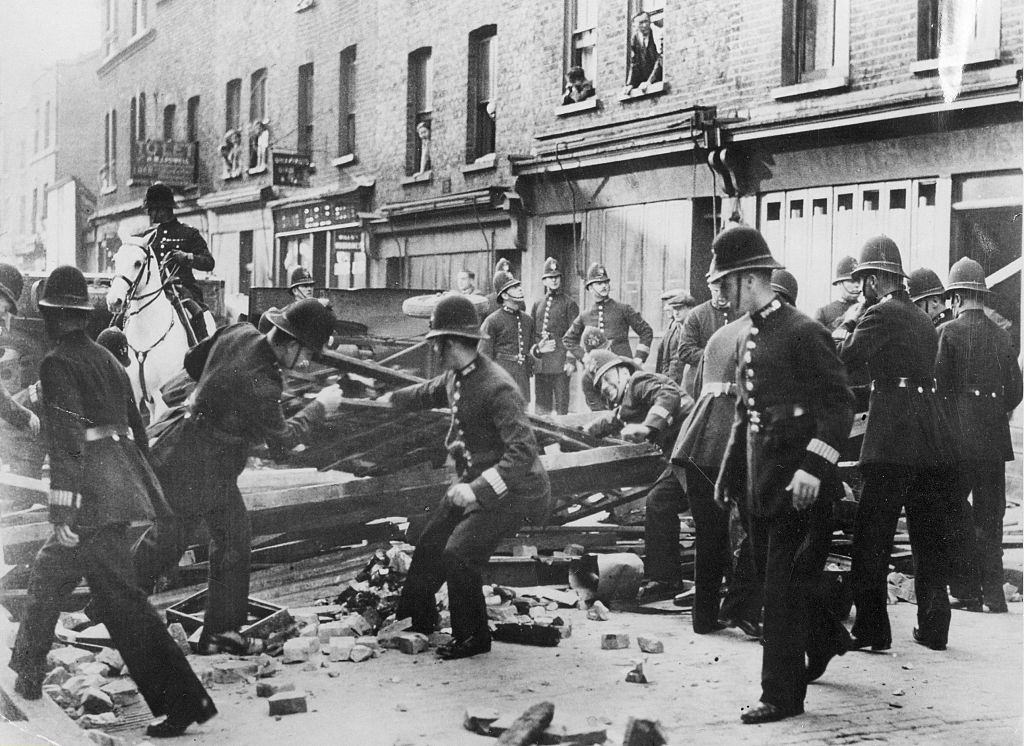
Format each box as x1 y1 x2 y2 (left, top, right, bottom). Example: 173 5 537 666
685 465 762 628
133 485 251 638
534 373 570 415
11 527 213 720
748 498 840 712
396 498 521 641
495 359 531 402
642 468 688 585
951 462 1007 607
851 464 954 646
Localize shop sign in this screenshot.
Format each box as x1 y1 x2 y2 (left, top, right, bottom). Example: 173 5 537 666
130 139 197 187
333 230 361 251
274 199 359 232
272 151 311 187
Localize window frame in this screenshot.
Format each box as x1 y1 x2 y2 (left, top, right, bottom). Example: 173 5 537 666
297 62 315 157
566 0 599 88
186 95 200 142
913 0 1002 71
774 0 850 99
225 78 242 134
466 25 497 165
250 68 268 125
163 104 176 140
131 0 147 37
337 45 357 160
138 92 147 140
405 47 433 178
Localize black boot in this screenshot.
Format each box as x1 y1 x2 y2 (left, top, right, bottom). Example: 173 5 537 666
146 696 218 738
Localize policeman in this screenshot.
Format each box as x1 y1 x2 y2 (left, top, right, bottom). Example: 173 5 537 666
577 325 610 410
288 265 316 301
770 269 799 307
711 227 853 723
671 308 762 637
138 183 215 339
677 273 734 397
563 262 654 378
936 258 1023 613
814 256 860 331
96 327 131 368
10 266 216 738
480 268 535 401
655 290 696 384
836 236 958 651
583 349 694 602
133 299 343 654
530 258 579 415
483 258 511 315
383 295 551 659
0 264 39 436
907 267 952 327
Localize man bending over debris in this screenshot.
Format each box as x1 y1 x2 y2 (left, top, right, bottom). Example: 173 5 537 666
134 298 343 655
380 294 551 659
582 349 693 604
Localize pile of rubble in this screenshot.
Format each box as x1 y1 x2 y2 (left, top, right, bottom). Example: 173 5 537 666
37 643 142 731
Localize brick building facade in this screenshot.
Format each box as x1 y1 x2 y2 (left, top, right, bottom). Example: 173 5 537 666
89 0 1021 347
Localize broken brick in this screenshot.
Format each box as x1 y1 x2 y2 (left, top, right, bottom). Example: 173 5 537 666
622 717 668 746
283 637 319 663
78 712 118 729
637 637 664 654
463 707 502 734
428 632 454 648
317 621 347 643
268 691 308 716
46 647 94 671
546 718 608 745
377 618 413 648
395 632 429 655
95 647 124 674
601 633 630 650
625 660 648 684
355 636 382 652
80 688 113 714
99 679 139 707
587 601 610 621
76 662 110 678
337 613 372 637
43 666 70 688
256 654 281 678
327 637 356 662
256 681 295 698
212 660 259 684
348 645 374 662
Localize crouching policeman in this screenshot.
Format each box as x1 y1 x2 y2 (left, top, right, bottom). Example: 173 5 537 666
10 266 216 739
381 295 551 659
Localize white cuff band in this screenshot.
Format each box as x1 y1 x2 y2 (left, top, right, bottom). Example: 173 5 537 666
807 438 840 465
648 404 671 422
49 489 80 508
481 467 508 497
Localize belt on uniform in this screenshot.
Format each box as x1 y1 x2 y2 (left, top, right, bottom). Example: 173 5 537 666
83 424 133 442
961 384 1004 399
702 381 737 397
747 403 807 433
870 377 936 394
495 352 526 363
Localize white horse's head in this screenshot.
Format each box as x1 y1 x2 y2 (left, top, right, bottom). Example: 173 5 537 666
106 235 154 313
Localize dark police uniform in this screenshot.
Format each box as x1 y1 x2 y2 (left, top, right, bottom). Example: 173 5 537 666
655 316 687 384
719 297 853 715
671 316 761 631
530 289 578 415
814 297 856 332
136 219 215 306
936 308 1023 610
10 325 213 723
392 353 551 644
479 306 535 401
586 362 692 588
677 299 733 397
134 323 328 639
837 289 958 648
563 298 654 369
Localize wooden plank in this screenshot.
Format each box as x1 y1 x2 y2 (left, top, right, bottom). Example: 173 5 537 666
320 348 423 386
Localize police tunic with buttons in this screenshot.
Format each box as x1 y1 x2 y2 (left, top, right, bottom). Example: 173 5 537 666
719 299 853 518
563 298 653 365
479 307 536 399
530 291 578 374
677 300 733 395
586 371 688 454
135 219 214 303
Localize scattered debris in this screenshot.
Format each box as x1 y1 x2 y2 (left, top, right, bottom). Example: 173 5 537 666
464 707 503 735
494 701 555 746
394 632 430 655
268 691 308 716
1004 583 1022 603
99 679 139 707
349 645 375 662
625 659 648 684
622 717 668 746
637 637 663 654
586 601 611 621
491 623 562 647
80 688 113 714
283 637 319 663
77 712 118 729
601 633 630 650
213 659 259 684
257 681 296 698
46 646 94 671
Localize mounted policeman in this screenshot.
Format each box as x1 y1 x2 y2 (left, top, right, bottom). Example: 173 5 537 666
136 183 216 340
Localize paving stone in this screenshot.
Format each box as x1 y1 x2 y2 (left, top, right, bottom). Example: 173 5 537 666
43 666 70 688
46 647 94 671
80 688 113 714
377 618 413 648
213 659 259 684
268 691 308 716
395 632 430 655
100 678 139 707
348 645 374 662
256 681 295 698
337 613 372 637
95 647 124 673
546 717 608 744
283 637 319 663
61 674 107 704
637 636 664 654
327 637 356 662
355 635 382 652
600 633 630 650
317 621 347 642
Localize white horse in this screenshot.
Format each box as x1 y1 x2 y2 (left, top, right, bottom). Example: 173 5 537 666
106 234 193 421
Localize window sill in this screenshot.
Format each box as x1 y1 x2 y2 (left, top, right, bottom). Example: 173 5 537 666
332 153 356 167
98 27 155 76
100 185 117 195
248 165 268 175
910 50 1001 74
771 75 849 100
402 170 432 186
617 81 667 103
461 156 496 175
555 98 599 117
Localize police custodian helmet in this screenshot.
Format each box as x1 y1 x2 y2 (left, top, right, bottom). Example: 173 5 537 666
38 265 94 312
585 263 611 287
706 225 782 283
852 236 906 279
832 256 858 285
288 266 315 290
541 257 562 279
584 349 636 386
426 294 486 341
944 257 990 296
770 269 799 305
264 298 336 351
0 263 25 311
143 183 176 210
493 270 521 297
907 267 945 303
